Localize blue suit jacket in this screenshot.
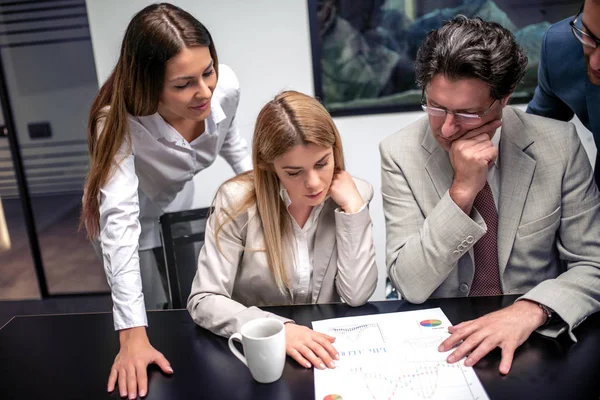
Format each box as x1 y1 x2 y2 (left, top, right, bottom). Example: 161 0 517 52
527 17 600 150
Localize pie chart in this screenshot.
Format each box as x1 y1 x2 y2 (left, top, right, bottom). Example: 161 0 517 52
420 319 442 327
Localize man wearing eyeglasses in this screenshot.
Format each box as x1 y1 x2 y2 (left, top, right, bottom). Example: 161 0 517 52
380 16 600 375
527 0 600 187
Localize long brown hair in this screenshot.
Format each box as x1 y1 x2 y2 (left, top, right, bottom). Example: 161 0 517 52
215 91 345 292
81 3 218 238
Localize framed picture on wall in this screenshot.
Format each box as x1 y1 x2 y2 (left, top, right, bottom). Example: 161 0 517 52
307 0 581 117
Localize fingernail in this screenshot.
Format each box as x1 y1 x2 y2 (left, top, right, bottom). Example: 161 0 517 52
329 361 336 368
167 367 174 373
129 395 136 400
464 359 472 367
335 354 340 360
140 391 146 397
121 392 126 398
447 355 455 363
319 363 326 370
305 362 311 368
438 345 444 352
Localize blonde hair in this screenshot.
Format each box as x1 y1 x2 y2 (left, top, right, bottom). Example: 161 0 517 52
215 90 345 292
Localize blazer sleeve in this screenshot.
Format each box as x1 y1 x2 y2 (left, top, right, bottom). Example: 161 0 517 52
187 184 291 338
333 181 378 306
526 28 575 122
379 140 487 304
518 125 600 340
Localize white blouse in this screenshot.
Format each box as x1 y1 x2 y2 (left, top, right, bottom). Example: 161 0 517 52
279 188 325 304
279 187 367 304
98 65 251 330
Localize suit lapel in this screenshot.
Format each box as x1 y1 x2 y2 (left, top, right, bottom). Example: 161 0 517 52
311 199 336 302
422 127 454 199
586 80 600 147
497 108 536 277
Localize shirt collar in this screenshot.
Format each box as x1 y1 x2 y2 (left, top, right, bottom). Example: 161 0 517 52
279 186 328 230
136 95 227 142
279 186 293 207
209 95 226 125
491 126 501 168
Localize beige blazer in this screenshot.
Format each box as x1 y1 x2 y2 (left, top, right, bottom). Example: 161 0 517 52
187 176 378 337
380 107 600 340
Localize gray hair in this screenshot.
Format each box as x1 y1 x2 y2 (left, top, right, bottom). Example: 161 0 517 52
415 15 528 99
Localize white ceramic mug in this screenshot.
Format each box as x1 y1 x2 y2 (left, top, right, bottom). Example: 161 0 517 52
228 318 286 383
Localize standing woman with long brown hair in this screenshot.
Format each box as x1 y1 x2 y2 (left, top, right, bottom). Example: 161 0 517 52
187 90 378 370
81 3 250 398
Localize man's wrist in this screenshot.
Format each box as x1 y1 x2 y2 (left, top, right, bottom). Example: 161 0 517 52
516 299 549 328
537 303 556 327
449 183 476 214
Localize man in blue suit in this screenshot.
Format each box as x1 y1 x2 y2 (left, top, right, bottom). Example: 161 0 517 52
527 0 600 187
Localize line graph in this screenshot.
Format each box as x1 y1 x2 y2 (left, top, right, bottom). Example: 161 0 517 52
312 308 489 400
402 336 445 351
350 360 480 400
329 323 386 351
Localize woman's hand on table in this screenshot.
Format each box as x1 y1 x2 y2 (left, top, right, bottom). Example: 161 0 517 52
284 323 339 370
108 326 173 399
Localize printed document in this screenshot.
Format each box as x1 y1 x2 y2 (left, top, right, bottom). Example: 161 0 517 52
312 308 489 400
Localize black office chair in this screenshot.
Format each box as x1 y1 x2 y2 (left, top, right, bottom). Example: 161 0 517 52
159 207 211 309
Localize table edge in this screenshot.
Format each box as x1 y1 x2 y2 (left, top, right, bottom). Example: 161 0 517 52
0 315 15 332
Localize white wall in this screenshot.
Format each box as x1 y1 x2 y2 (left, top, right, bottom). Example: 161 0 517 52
85 0 596 300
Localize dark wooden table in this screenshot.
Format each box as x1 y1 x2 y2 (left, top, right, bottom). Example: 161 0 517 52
1 295 599 399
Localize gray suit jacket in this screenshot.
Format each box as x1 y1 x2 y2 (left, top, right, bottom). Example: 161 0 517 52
187 176 378 337
380 107 600 340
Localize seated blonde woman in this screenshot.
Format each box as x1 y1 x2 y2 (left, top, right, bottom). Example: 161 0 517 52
187 90 378 370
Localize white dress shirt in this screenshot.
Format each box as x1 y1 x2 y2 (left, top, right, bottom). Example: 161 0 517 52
488 127 501 210
279 188 325 304
279 187 368 304
98 65 252 330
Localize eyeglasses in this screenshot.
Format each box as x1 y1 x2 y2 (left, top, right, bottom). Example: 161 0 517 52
570 8 600 50
420 90 498 125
